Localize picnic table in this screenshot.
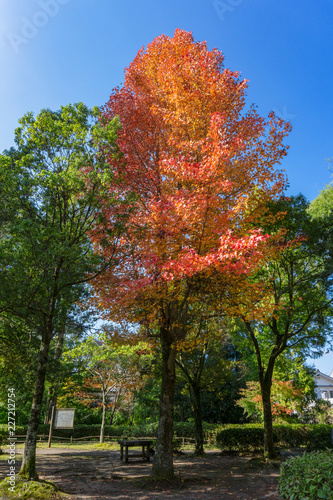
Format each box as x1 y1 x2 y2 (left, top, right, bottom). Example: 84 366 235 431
118 439 153 463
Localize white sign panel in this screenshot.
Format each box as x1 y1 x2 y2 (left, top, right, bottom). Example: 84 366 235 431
54 408 75 429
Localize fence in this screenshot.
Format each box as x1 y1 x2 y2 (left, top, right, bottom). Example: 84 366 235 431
4 435 205 446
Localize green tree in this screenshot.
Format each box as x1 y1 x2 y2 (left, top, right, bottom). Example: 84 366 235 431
308 184 333 219
63 334 152 443
0 103 120 480
175 319 241 455
308 183 333 270
0 317 39 425
232 195 333 458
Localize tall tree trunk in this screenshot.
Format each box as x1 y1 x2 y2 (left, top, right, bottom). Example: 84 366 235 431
151 333 177 480
261 381 276 459
247 319 278 460
191 384 204 456
100 392 106 444
19 337 50 480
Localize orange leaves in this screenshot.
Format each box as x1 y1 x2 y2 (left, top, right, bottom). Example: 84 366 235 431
238 380 305 420
90 29 292 327
123 28 248 149
125 29 230 142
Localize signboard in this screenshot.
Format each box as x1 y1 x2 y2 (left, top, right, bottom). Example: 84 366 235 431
54 408 75 429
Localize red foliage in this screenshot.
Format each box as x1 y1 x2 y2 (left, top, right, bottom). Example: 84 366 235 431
89 28 291 326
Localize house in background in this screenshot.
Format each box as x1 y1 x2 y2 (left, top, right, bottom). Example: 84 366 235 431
314 370 333 404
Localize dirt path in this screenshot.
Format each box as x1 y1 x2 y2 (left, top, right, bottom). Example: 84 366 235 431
0 448 281 499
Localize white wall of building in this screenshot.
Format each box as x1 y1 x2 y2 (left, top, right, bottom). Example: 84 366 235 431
314 370 333 404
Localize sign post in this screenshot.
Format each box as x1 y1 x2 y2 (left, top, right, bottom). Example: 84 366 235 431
48 407 75 448
47 405 56 448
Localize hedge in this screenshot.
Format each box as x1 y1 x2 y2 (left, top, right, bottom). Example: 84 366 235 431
278 449 333 499
216 424 333 452
1 423 331 452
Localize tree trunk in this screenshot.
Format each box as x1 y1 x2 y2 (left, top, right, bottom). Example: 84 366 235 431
109 388 120 425
43 325 64 423
109 405 116 426
191 384 204 456
261 382 276 459
151 333 177 480
43 387 52 424
19 338 50 480
43 382 58 424
100 393 106 444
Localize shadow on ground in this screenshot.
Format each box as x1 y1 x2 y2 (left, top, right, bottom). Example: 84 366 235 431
0 448 281 499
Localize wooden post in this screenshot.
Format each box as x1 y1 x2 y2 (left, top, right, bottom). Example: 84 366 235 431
48 405 56 448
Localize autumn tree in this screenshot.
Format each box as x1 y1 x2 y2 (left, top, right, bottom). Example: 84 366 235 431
0 103 120 481
90 29 291 479
237 379 305 422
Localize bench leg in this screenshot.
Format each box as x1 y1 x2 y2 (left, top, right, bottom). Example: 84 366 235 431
120 444 123 461
125 445 129 463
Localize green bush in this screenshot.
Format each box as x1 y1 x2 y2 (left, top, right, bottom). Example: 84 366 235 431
278 449 333 499
216 424 332 452
216 424 264 451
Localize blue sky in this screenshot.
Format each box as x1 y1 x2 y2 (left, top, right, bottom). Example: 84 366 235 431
1 0 333 374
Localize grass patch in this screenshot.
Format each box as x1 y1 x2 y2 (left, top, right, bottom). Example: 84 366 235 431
0 452 23 462
0 441 120 461
92 442 119 450
0 477 65 499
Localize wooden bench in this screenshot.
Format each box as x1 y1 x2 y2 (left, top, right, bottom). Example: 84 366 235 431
118 439 153 463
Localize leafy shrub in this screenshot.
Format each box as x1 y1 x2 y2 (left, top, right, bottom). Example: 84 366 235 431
278 449 333 499
216 424 264 451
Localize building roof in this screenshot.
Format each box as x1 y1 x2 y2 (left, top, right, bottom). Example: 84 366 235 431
314 370 333 384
